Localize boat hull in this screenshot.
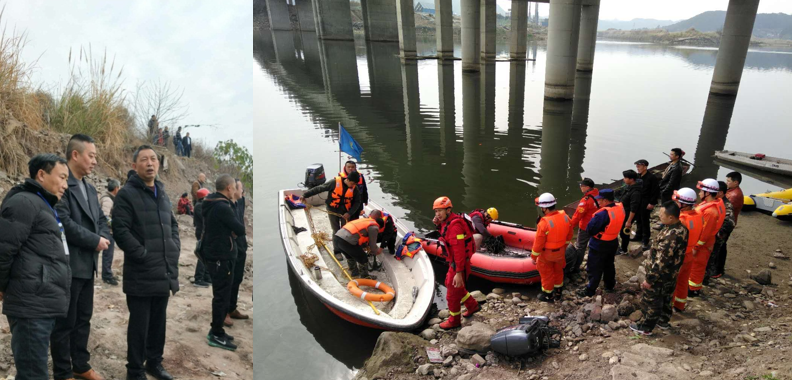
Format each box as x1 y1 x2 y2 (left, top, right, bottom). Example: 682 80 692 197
714 151 792 177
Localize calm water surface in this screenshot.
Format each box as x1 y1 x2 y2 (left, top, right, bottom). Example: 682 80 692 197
254 30 792 380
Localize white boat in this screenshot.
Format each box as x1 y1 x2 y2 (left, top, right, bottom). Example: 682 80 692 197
713 150 792 177
278 189 435 331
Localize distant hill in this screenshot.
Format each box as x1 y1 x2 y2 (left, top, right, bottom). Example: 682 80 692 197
414 0 506 16
597 18 676 31
665 11 792 39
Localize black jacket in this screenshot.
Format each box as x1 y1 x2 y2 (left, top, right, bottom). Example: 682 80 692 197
236 197 248 252
56 170 111 279
112 174 181 297
303 177 361 214
0 180 71 318
194 200 204 240
659 161 683 197
638 170 660 207
201 193 246 262
618 180 643 216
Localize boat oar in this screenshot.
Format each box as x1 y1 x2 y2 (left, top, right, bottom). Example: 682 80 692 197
305 208 381 316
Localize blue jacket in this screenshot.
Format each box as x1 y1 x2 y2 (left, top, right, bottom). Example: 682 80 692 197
586 204 619 252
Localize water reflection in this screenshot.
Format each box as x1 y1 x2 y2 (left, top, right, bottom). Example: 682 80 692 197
688 93 736 184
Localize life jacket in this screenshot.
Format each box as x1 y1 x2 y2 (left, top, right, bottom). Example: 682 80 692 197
395 232 422 260
285 194 306 209
329 176 354 210
573 190 600 229
438 213 476 266
379 211 394 233
679 209 704 255
338 170 364 185
342 218 379 246
592 203 625 241
539 211 571 251
696 199 725 245
467 209 490 228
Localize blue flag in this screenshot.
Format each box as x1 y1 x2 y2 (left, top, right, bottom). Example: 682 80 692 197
339 124 363 162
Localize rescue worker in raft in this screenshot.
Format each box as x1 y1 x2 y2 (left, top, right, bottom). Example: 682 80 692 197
532 193 573 303
300 171 362 237
565 178 599 277
671 187 704 312
377 211 398 254
432 197 480 329
332 210 384 280
688 178 725 298
575 189 625 298
338 161 369 221
467 207 499 251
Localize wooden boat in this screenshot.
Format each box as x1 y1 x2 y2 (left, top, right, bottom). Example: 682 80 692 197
714 150 792 177
278 190 435 331
562 161 691 218
417 220 541 285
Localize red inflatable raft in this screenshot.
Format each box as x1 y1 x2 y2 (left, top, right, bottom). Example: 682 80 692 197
419 220 540 285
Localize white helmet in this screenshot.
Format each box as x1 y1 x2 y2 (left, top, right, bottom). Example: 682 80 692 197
535 193 557 208
696 178 719 193
673 187 697 205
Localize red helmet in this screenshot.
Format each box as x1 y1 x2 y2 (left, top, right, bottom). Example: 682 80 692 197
197 188 210 199
433 196 452 210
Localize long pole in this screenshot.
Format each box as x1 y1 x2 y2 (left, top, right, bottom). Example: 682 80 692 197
338 122 343 173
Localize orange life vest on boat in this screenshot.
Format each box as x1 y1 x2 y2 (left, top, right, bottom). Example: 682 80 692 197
679 209 704 255
593 203 626 241
329 176 354 210
339 170 364 185
342 218 379 246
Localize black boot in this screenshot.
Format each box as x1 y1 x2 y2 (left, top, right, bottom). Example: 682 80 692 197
553 287 563 301
359 263 377 280
348 262 360 278
537 292 554 303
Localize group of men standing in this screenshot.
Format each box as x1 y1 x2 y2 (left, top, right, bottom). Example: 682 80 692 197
0 135 249 380
148 116 193 158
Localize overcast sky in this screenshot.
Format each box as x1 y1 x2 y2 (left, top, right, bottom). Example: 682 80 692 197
4 1 253 151
496 0 792 21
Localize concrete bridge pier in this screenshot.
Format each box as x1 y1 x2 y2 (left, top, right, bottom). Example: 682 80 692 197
538 99 573 198
294 0 316 31
401 61 422 163
543 0 581 99
438 61 456 157
435 0 454 59
509 0 528 60
312 0 354 40
481 0 497 61
576 0 599 71
396 0 418 59
266 0 293 31
361 0 399 42
461 0 481 72
709 0 760 95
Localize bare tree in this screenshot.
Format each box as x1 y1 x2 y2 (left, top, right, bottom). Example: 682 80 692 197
132 80 189 134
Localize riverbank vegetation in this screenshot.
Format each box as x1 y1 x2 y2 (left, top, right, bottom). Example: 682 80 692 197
598 27 792 48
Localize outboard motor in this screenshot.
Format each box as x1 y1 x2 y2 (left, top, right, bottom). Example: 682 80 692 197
304 164 326 188
490 316 560 356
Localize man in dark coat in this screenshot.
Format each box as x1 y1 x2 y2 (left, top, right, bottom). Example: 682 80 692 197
201 174 246 351
659 148 684 203
0 154 70 380
193 188 211 287
183 132 193 158
300 171 361 237
227 179 249 325
634 159 660 250
52 134 111 380
112 145 180 380
617 170 643 255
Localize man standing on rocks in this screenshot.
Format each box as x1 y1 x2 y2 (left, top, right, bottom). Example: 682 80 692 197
227 179 250 325
52 134 112 380
566 178 599 277
433 196 479 329
631 201 688 336
705 181 735 285
202 174 247 351
192 172 206 206
0 154 70 380
100 179 120 286
532 193 572 303
576 189 624 298
659 148 684 203
671 188 703 312
709 172 743 279
183 132 193 158
634 159 660 250
112 145 180 380
617 170 642 256
688 179 724 297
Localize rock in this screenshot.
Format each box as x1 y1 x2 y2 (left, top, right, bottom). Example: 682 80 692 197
699 371 714 376
456 323 496 352
601 305 617 322
772 251 788 260
746 284 763 294
583 303 596 314
421 329 436 340
579 353 589 361
471 354 486 366
441 345 458 358
512 297 522 304
734 334 758 344
448 368 459 377
752 269 772 285
743 301 755 311
724 293 736 298
416 364 433 375
629 310 643 322
430 339 438 345
486 293 502 300
512 292 521 298
428 318 442 325
438 310 450 319
769 262 777 269
608 321 620 330
360 332 432 379
552 361 559 369
602 351 614 359
609 356 619 365
442 356 453 367
630 343 673 358
610 365 660 380
618 300 635 316
485 351 498 366
753 327 772 333
470 290 487 302
458 375 472 380
678 319 700 327
729 367 747 375
492 288 505 294
591 305 602 321
595 295 603 306
636 266 647 284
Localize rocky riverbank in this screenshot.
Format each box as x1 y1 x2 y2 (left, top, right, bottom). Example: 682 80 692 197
353 211 792 380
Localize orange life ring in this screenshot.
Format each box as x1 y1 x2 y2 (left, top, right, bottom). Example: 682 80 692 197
347 279 396 302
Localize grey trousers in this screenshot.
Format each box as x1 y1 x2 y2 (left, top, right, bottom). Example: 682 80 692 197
565 229 590 274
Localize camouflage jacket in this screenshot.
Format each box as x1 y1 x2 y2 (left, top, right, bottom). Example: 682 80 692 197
645 221 688 287
717 196 735 241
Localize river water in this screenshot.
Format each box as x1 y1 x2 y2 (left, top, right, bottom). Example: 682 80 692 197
254 29 792 380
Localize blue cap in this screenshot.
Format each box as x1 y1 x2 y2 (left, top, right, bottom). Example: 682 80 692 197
595 188 614 201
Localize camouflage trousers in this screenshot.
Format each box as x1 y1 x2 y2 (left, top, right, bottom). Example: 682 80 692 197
640 280 677 329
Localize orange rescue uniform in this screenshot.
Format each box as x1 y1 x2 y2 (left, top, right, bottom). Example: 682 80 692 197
673 209 704 310
689 198 725 291
532 210 573 293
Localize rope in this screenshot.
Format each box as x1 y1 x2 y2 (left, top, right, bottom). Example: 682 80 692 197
304 207 380 315
306 204 346 219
